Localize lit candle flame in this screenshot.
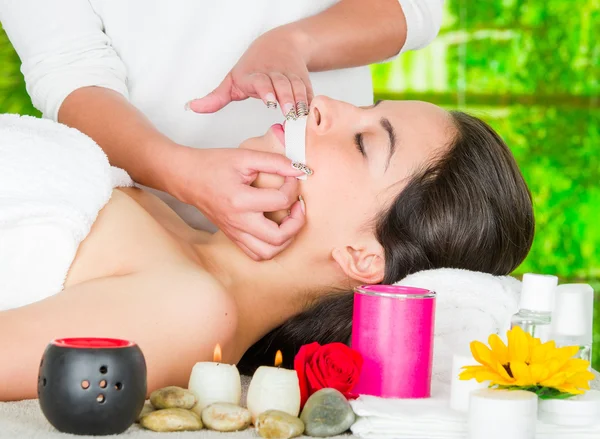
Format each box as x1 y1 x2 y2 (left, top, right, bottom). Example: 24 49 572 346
213 344 222 363
274 350 283 367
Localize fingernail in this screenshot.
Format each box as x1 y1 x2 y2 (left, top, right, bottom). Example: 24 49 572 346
296 101 309 117
299 195 306 215
184 101 193 111
292 161 313 176
265 93 277 109
284 103 297 120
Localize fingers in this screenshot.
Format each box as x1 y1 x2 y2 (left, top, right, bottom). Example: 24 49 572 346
305 81 315 104
269 73 296 119
236 230 294 261
187 74 235 113
234 201 305 260
249 199 306 244
278 177 301 207
248 73 277 108
278 199 306 238
233 239 261 261
260 73 311 118
287 74 309 116
238 149 305 178
236 177 299 212
193 70 314 115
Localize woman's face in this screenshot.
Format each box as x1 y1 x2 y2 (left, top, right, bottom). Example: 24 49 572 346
240 97 454 274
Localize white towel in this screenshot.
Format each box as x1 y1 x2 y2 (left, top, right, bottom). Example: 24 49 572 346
350 268 600 439
0 114 133 310
350 380 464 439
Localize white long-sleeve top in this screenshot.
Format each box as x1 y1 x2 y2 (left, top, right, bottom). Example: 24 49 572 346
0 0 443 229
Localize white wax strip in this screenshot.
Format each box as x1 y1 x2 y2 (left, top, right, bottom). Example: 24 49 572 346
285 116 308 180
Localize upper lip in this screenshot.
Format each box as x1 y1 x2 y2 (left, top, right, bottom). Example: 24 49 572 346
272 123 286 148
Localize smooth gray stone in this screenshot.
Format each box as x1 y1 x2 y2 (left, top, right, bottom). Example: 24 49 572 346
256 410 305 439
300 388 356 437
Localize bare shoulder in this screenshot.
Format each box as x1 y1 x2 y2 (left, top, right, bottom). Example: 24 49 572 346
119 267 239 389
125 267 239 357
165 268 239 345
66 187 205 287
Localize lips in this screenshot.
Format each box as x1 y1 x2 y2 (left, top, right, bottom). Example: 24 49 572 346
270 123 285 147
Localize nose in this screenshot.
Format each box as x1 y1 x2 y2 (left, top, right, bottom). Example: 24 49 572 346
310 96 356 134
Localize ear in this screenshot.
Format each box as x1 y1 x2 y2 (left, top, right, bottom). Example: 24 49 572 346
332 243 385 284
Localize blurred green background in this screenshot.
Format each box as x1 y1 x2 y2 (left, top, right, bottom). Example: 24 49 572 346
1 1 599 368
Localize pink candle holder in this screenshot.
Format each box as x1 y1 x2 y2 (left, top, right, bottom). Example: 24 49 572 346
351 285 436 398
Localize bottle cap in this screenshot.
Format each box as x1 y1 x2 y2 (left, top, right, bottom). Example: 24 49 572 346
551 283 594 340
518 273 558 312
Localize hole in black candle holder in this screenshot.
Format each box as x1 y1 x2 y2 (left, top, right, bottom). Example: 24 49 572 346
42 378 47 387
96 394 105 404
99 365 108 374
115 382 123 391
99 380 107 388
81 380 90 389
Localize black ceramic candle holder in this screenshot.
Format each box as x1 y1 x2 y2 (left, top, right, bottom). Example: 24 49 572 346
38 338 147 436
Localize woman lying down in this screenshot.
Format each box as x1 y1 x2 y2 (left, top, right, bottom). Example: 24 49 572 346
0 97 534 401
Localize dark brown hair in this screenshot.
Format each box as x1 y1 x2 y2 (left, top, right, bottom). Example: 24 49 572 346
238 111 534 373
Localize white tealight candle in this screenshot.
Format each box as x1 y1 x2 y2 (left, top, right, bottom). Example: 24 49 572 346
188 344 242 415
246 350 301 420
468 389 538 439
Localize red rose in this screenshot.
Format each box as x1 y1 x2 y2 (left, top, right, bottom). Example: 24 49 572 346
294 342 363 407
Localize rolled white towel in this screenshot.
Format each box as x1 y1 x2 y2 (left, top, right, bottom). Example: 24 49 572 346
0 114 133 310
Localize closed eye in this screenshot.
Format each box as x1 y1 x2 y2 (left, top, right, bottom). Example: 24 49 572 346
354 133 366 157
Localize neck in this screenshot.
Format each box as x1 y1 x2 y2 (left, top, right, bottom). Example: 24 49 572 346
193 231 348 355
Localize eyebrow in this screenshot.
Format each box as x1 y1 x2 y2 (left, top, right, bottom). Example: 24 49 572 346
367 100 396 170
380 117 396 171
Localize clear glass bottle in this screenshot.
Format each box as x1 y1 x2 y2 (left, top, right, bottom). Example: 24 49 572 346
511 309 552 341
510 273 558 343
551 283 594 362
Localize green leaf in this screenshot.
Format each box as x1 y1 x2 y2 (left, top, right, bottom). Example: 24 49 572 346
496 385 577 400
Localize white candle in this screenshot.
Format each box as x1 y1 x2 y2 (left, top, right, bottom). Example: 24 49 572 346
246 351 301 421
188 345 242 415
468 389 537 439
450 352 489 412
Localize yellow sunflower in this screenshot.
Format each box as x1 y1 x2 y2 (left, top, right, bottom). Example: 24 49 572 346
459 326 595 398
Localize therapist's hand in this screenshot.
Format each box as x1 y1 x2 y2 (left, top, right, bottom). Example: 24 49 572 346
186 28 313 118
167 146 306 261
